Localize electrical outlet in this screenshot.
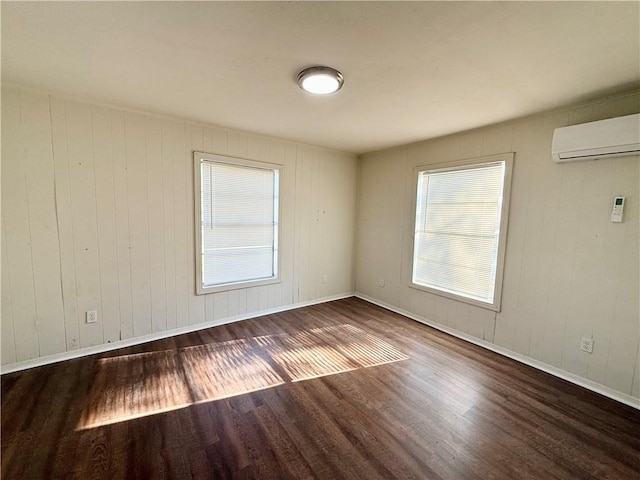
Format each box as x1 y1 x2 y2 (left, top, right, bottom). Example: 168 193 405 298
580 337 594 353
322 275 328 284
378 278 385 287
86 310 98 324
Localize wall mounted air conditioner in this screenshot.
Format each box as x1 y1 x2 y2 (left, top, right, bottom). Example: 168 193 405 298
551 113 640 163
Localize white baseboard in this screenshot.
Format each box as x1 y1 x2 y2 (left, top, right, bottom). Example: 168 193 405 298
0 292 354 375
6 291 638 410
355 292 640 410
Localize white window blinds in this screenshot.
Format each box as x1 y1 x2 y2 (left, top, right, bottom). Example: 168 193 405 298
412 161 506 305
199 159 279 290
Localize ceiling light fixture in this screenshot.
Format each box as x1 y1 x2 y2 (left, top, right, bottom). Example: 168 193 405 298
297 66 344 95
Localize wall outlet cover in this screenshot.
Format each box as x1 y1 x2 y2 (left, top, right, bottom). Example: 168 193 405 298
580 337 594 353
86 310 98 324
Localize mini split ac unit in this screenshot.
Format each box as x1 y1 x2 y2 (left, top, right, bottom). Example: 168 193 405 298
551 113 640 163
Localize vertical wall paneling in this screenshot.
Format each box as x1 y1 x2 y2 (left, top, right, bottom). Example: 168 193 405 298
212 292 228 321
110 110 134 340
237 288 247 316
227 131 249 159
125 113 152 337
354 152 384 297
226 289 239 318
3 90 40 361
245 287 260 313
603 205 640 393
538 166 580 367
293 146 313 303
91 106 121 344
631 343 640 400
258 287 269 311
280 144 297 307
511 122 546 357
586 211 625 385
561 175 606 377
19 92 66 356
1 223 17 364
64 101 104 348
2 86 357 368
204 294 214 323
161 119 178 331
527 136 563 361
145 117 168 333
267 284 280 310
311 150 325 300
588 157 638 385
172 123 189 329
49 97 81 350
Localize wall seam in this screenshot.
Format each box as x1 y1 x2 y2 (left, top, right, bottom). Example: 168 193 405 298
19 92 42 357
49 95 68 353
90 106 106 344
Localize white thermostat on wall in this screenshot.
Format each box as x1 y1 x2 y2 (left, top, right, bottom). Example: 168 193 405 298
610 196 625 223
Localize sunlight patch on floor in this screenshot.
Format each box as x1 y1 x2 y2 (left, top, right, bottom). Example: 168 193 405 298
77 324 408 430
256 324 409 382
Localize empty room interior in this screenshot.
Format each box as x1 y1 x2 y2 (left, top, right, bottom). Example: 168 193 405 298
2 2 640 479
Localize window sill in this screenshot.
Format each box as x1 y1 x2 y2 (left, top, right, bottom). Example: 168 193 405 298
197 277 280 295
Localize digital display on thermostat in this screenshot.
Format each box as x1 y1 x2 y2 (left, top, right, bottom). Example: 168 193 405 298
615 198 623 205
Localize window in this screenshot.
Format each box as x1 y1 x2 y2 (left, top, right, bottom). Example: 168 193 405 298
194 152 281 294
411 153 513 311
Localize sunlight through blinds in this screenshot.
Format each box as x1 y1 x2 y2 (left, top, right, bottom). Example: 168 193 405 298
413 161 505 304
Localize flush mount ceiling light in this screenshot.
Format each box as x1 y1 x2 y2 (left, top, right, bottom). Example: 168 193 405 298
297 66 344 95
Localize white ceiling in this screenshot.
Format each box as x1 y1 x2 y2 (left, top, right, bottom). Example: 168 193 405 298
2 2 639 154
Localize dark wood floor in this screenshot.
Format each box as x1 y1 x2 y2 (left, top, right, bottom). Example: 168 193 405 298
2 297 639 479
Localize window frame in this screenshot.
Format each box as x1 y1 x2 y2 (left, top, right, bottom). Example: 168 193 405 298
194 151 282 295
409 152 514 312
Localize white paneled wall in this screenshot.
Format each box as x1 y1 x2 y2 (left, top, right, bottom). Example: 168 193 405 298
1 86 357 366
356 91 640 399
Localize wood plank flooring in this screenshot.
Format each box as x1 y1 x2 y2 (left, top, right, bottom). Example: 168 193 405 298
2 297 639 479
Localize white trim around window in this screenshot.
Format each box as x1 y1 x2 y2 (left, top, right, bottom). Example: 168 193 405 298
194 152 282 295
409 153 514 312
